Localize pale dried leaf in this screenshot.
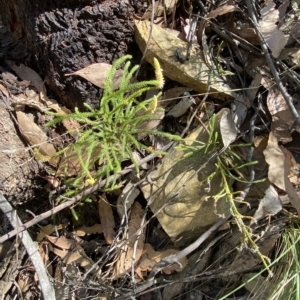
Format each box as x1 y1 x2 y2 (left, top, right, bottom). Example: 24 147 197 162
138 0 177 19
62 245 95 270
18 275 31 293
36 224 64 242
231 27 259 45
114 202 145 278
138 244 187 274
166 92 195 118
56 145 102 176
65 63 123 89
162 87 191 108
52 245 95 271
285 148 299 185
278 0 289 20
164 0 178 11
206 5 238 18
0 83 9 97
279 48 300 66
16 110 58 164
73 224 103 237
138 243 157 271
0 280 12 297
232 94 251 128
258 2 288 58
41 175 61 189
262 77 294 143
135 20 235 100
40 92 80 136
136 109 165 140
220 109 238 147
263 132 300 215
252 185 282 223
39 244 53 275
117 182 140 217
254 135 269 153
98 194 116 245
46 235 75 250
164 27 182 39
287 23 300 46
6 60 47 94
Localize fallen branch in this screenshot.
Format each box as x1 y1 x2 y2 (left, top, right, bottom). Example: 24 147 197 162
0 144 173 244
0 192 56 300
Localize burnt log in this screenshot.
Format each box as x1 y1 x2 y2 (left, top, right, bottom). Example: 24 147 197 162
0 0 138 109
0 0 140 203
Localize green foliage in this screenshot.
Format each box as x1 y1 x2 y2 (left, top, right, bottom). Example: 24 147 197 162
177 113 272 273
267 226 300 300
46 55 180 191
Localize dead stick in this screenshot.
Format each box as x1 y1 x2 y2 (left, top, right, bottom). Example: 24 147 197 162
0 144 172 244
0 192 56 300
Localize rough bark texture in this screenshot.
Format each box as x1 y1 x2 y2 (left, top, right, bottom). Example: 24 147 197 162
0 0 137 109
0 0 139 203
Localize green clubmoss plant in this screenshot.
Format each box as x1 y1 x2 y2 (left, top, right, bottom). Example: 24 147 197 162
46 55 181 194
177 113 271 274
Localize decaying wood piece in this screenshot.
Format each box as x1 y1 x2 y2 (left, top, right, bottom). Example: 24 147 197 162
135 20 236 100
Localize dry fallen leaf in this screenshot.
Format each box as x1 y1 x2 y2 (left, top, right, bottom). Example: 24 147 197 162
114 202 145 278
15 109 59 166
0 83 9 97
73 224 103 237
138 243 188 275
258 1 288 58
117 181 140 217
40 92 81 136
262 76 295 143
52 244 96 271
252 185 282 223
65 63 123 89
263 132 300 215
39 243 53 276
18 275 31 293
6 60 47 94
135 20 235 100
36 224 65 242
98 194 116 245
56 144 102 176
166 92 195 118
46 235 75 250
220 109 238 147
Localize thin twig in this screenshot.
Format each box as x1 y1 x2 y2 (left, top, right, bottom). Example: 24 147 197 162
134 0 155 79
113 213 231 299
0 144 173 244
245 0 300 129
0 193 56 300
